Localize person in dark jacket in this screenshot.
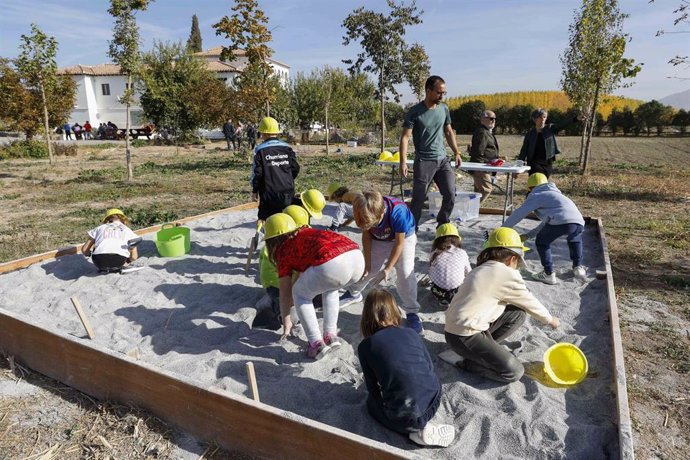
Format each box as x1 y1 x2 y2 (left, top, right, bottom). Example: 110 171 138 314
518 109 584 177
250 116 300 220
358 288 455 447
222 118 236 151
470 110 500 203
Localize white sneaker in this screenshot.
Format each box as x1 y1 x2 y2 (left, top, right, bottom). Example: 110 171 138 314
438 349 464 367
409 424 455 447
532 270 558 285
573 266 586 280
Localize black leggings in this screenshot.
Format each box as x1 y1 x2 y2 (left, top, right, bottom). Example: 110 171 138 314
92 253 128 272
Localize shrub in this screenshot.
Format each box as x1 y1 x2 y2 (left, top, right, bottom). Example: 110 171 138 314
0 140 48 159
54 144 78 156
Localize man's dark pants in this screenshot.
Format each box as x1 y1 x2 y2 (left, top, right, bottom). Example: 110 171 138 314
409 157 455 228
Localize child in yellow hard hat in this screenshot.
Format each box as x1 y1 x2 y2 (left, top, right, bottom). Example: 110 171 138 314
250 116 300 220
428 223 471 307
325 183 356 232
81 208 139 273
358 288 455 447
264 213 364 360
441 227 560 383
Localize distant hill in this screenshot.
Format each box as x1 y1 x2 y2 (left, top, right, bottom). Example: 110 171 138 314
446 90 643 118
659 89 690 110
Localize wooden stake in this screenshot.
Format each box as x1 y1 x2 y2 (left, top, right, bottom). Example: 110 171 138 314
595 270 607 280
245 362 260 402
70 296 95 340
126 347 141 360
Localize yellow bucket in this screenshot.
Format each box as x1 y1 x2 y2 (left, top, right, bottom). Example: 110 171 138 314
378 150 393 161
155 223 191 257
543 343 588 385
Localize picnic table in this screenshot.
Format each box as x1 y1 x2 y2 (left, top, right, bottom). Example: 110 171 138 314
375 159 531 223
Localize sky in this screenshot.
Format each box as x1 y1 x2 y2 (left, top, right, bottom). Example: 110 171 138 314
1 0 688 104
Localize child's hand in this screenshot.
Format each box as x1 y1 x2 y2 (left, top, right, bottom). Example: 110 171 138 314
548 317 560 329
280 315 294 340
370 270 387 287
251 192 259 202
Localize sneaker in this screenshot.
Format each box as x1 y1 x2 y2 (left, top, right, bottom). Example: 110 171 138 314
306 340 332 360
532 270 557 285
573 266 586 280
339 291 363 308
438 349 464 368
405 313 424 334
323 332 342 350
409 423 455 447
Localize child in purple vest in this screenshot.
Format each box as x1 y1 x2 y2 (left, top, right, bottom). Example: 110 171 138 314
352 190 423 333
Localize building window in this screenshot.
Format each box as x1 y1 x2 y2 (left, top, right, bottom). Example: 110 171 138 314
102 84 110 96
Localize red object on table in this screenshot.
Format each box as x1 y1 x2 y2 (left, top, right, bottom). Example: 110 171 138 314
488 158 505 167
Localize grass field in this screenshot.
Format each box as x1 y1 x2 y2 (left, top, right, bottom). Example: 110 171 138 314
1 135 689 458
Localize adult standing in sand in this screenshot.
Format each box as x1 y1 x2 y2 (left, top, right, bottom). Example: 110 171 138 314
399 75 462 229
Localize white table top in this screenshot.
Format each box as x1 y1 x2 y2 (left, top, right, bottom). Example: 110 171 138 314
375 160 531 174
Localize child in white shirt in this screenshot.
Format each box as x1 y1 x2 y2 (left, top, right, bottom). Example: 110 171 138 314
428 223 471 307
82 208 138 273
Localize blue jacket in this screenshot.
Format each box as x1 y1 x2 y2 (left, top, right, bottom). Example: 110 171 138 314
358 326 441 426
503 182 584 232
250 138 300 194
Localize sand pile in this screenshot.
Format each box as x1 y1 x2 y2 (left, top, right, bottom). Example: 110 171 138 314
0 205 618 458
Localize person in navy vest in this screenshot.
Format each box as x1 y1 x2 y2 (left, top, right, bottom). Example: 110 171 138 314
351 190 423 333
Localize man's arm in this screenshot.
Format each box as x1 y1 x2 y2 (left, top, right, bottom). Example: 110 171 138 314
551 113 585 134
444 124 461 166
399 128 412 178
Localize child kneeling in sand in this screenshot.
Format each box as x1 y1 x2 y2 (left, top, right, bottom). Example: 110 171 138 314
429 223 471 307
325 182 356 232
443 227 559 383
82 208 138 273
264 212 364 360
351 191 423 333
358 289 455 447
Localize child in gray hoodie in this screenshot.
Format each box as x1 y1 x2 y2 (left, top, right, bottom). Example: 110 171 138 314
503 173 585 284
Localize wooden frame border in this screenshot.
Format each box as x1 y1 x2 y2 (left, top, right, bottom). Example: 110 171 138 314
0 205 634 459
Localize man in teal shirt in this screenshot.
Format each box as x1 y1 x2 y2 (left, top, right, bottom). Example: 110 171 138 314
399 76 461 229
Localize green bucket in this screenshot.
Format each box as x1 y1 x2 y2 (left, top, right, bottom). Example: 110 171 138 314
155 223 191 257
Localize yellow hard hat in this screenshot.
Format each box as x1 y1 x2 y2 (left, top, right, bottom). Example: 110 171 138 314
103 208 126 223
378 150 393 161
326 182 342 199
263 213 297 240
258 116 280 135
527 173 548 188
485 227 530 258
543 343 588 385
435 223 461 240
390 152 400 162
300 189 326 219
283 205 310 227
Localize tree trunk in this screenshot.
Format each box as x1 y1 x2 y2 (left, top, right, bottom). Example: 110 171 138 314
325 102 330 156
125 74 133 181
39 83 54 165
379 69 385 154
582 82 600 176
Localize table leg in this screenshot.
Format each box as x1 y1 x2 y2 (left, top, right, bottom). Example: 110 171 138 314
389 166 395 196
502 173 512 224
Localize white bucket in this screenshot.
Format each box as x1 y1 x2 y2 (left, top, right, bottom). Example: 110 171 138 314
346 140 357 148
428 191 481 222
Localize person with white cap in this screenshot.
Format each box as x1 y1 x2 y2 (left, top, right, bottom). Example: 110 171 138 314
442 227 560 383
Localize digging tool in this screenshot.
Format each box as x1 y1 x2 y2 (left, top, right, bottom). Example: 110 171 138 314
245 220 263 274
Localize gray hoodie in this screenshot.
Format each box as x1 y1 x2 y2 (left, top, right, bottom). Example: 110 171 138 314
503 182 584 236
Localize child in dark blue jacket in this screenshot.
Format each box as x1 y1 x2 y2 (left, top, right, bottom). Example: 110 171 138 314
357 289 455 447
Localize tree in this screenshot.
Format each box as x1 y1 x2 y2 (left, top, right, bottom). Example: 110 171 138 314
403 43 431 101
138 42 231 137
650 0 689 73
450 100 485 134
560 0 641 174
634 100 674 136
671 108 689 134
0 58 75 142
108 0 153 181
342 0 428 152
14 24 72 165
214 0 276 117
506 104 536 134
187 14 203 53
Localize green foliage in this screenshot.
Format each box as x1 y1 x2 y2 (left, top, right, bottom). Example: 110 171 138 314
138 41 232 135
634 100 676 136
671 109 690 134
450 100 485 134
186 14 203 53
213 0 276 117
123 206 179 228
0 140 47 159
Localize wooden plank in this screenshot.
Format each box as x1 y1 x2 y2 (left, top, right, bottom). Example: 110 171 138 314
0 308 411 460
0 202 258 275
245 362 260 402
70 296 95 340
595 218 635 460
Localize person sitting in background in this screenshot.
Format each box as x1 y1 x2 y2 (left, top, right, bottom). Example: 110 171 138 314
502 173 586 284
358 288 455 447
470 110 500 204
72 123 83 140
82 208 139 274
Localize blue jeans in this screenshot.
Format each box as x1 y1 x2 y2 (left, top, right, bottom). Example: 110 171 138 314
535 223 583 274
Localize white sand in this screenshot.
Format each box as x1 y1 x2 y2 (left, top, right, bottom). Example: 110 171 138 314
0 204 619 458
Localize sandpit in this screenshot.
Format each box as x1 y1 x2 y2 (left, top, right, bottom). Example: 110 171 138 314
0 204 619 458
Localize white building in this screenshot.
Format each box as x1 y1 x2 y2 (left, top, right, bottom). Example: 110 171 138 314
59 47 290 127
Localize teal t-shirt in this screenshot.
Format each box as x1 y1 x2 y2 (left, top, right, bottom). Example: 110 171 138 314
403 102 451 160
